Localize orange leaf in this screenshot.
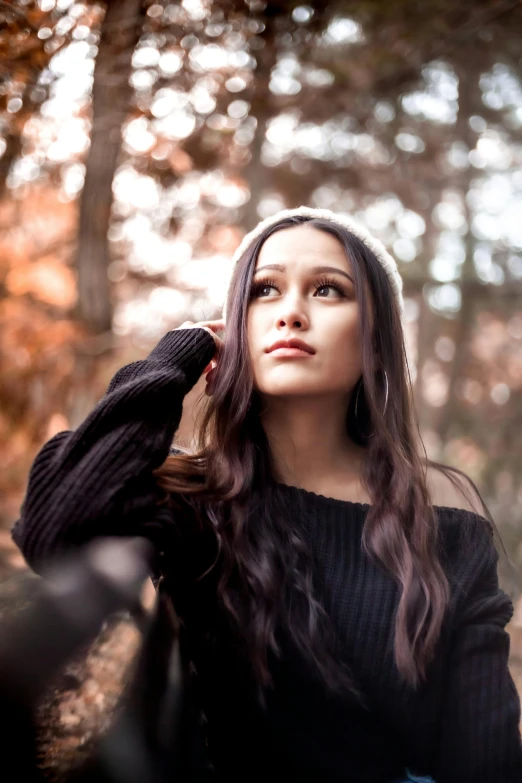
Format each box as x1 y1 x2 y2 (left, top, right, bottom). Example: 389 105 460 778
5 256 77 308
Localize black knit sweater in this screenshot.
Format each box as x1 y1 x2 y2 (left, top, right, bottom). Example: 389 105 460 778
12 328 522 783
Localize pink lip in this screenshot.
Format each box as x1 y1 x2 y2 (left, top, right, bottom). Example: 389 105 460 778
268 348 314 357
266 339 315 354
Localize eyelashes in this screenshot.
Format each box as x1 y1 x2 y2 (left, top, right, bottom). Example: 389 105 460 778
250 277 347 299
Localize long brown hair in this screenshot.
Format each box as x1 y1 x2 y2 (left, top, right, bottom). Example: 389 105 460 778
154 215 508 705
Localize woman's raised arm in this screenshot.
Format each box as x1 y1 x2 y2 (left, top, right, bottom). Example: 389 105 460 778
11 327 216 573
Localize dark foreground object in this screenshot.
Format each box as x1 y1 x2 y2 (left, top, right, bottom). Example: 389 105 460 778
0 538 198 783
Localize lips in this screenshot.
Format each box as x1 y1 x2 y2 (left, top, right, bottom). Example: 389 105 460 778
266 339 315 354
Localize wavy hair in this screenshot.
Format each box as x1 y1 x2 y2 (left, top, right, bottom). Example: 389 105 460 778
153 215 505 706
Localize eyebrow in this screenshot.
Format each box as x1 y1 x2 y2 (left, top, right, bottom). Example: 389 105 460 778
253 264 354 284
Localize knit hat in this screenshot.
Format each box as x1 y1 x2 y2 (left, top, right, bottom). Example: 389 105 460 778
222 205 404 321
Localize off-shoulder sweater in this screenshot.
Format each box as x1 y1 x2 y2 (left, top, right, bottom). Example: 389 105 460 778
11 328 522 783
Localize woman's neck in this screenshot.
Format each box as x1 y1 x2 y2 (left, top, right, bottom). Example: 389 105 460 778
259 398 368 502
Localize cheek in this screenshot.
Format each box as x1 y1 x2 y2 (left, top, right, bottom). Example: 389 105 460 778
342 320 361 353
329 309 360 345
326 316 363 375
246 307 261 361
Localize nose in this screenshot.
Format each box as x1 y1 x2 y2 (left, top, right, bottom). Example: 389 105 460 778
275 294 309 330
276 313 308 329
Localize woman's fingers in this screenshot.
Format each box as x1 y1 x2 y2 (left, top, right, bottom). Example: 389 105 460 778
174 320 225 391
202 319 226 330
174 319 226 357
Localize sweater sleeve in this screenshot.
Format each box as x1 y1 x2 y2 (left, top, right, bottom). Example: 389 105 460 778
435 516 522 783
11 328 216 573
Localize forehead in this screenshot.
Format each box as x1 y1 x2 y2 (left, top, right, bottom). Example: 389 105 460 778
255 224 350 268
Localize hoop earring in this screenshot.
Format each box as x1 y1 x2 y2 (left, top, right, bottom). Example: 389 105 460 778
354 370 389 434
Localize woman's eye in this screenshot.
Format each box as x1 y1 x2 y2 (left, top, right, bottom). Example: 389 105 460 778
258 285 274 296
251 281 278 298
316 285 337 297
312 283 346 298
251 280 346 298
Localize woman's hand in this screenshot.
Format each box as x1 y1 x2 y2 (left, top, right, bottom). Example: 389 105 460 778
174 319 225 396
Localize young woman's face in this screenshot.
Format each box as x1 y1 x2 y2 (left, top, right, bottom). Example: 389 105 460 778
247 224 369 400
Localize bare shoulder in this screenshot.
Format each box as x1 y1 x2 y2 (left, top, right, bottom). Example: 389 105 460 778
426 465 483 515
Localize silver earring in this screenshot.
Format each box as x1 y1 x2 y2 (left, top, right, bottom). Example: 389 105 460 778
354 370 389 432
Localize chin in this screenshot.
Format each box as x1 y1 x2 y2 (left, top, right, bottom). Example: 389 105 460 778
259 383 322 396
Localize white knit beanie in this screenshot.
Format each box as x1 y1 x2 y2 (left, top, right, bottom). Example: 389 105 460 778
222 205 404 321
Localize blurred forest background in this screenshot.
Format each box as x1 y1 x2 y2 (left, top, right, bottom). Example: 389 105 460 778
1 0 522 747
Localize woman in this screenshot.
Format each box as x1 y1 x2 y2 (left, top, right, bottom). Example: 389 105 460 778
12 206 522 782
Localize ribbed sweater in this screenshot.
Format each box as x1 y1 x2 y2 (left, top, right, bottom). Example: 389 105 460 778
12 328 522 783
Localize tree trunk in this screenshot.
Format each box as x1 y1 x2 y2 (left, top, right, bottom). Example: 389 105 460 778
0 129 23 201
241 23 278 231
436 64 479 444
76 0 144 334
